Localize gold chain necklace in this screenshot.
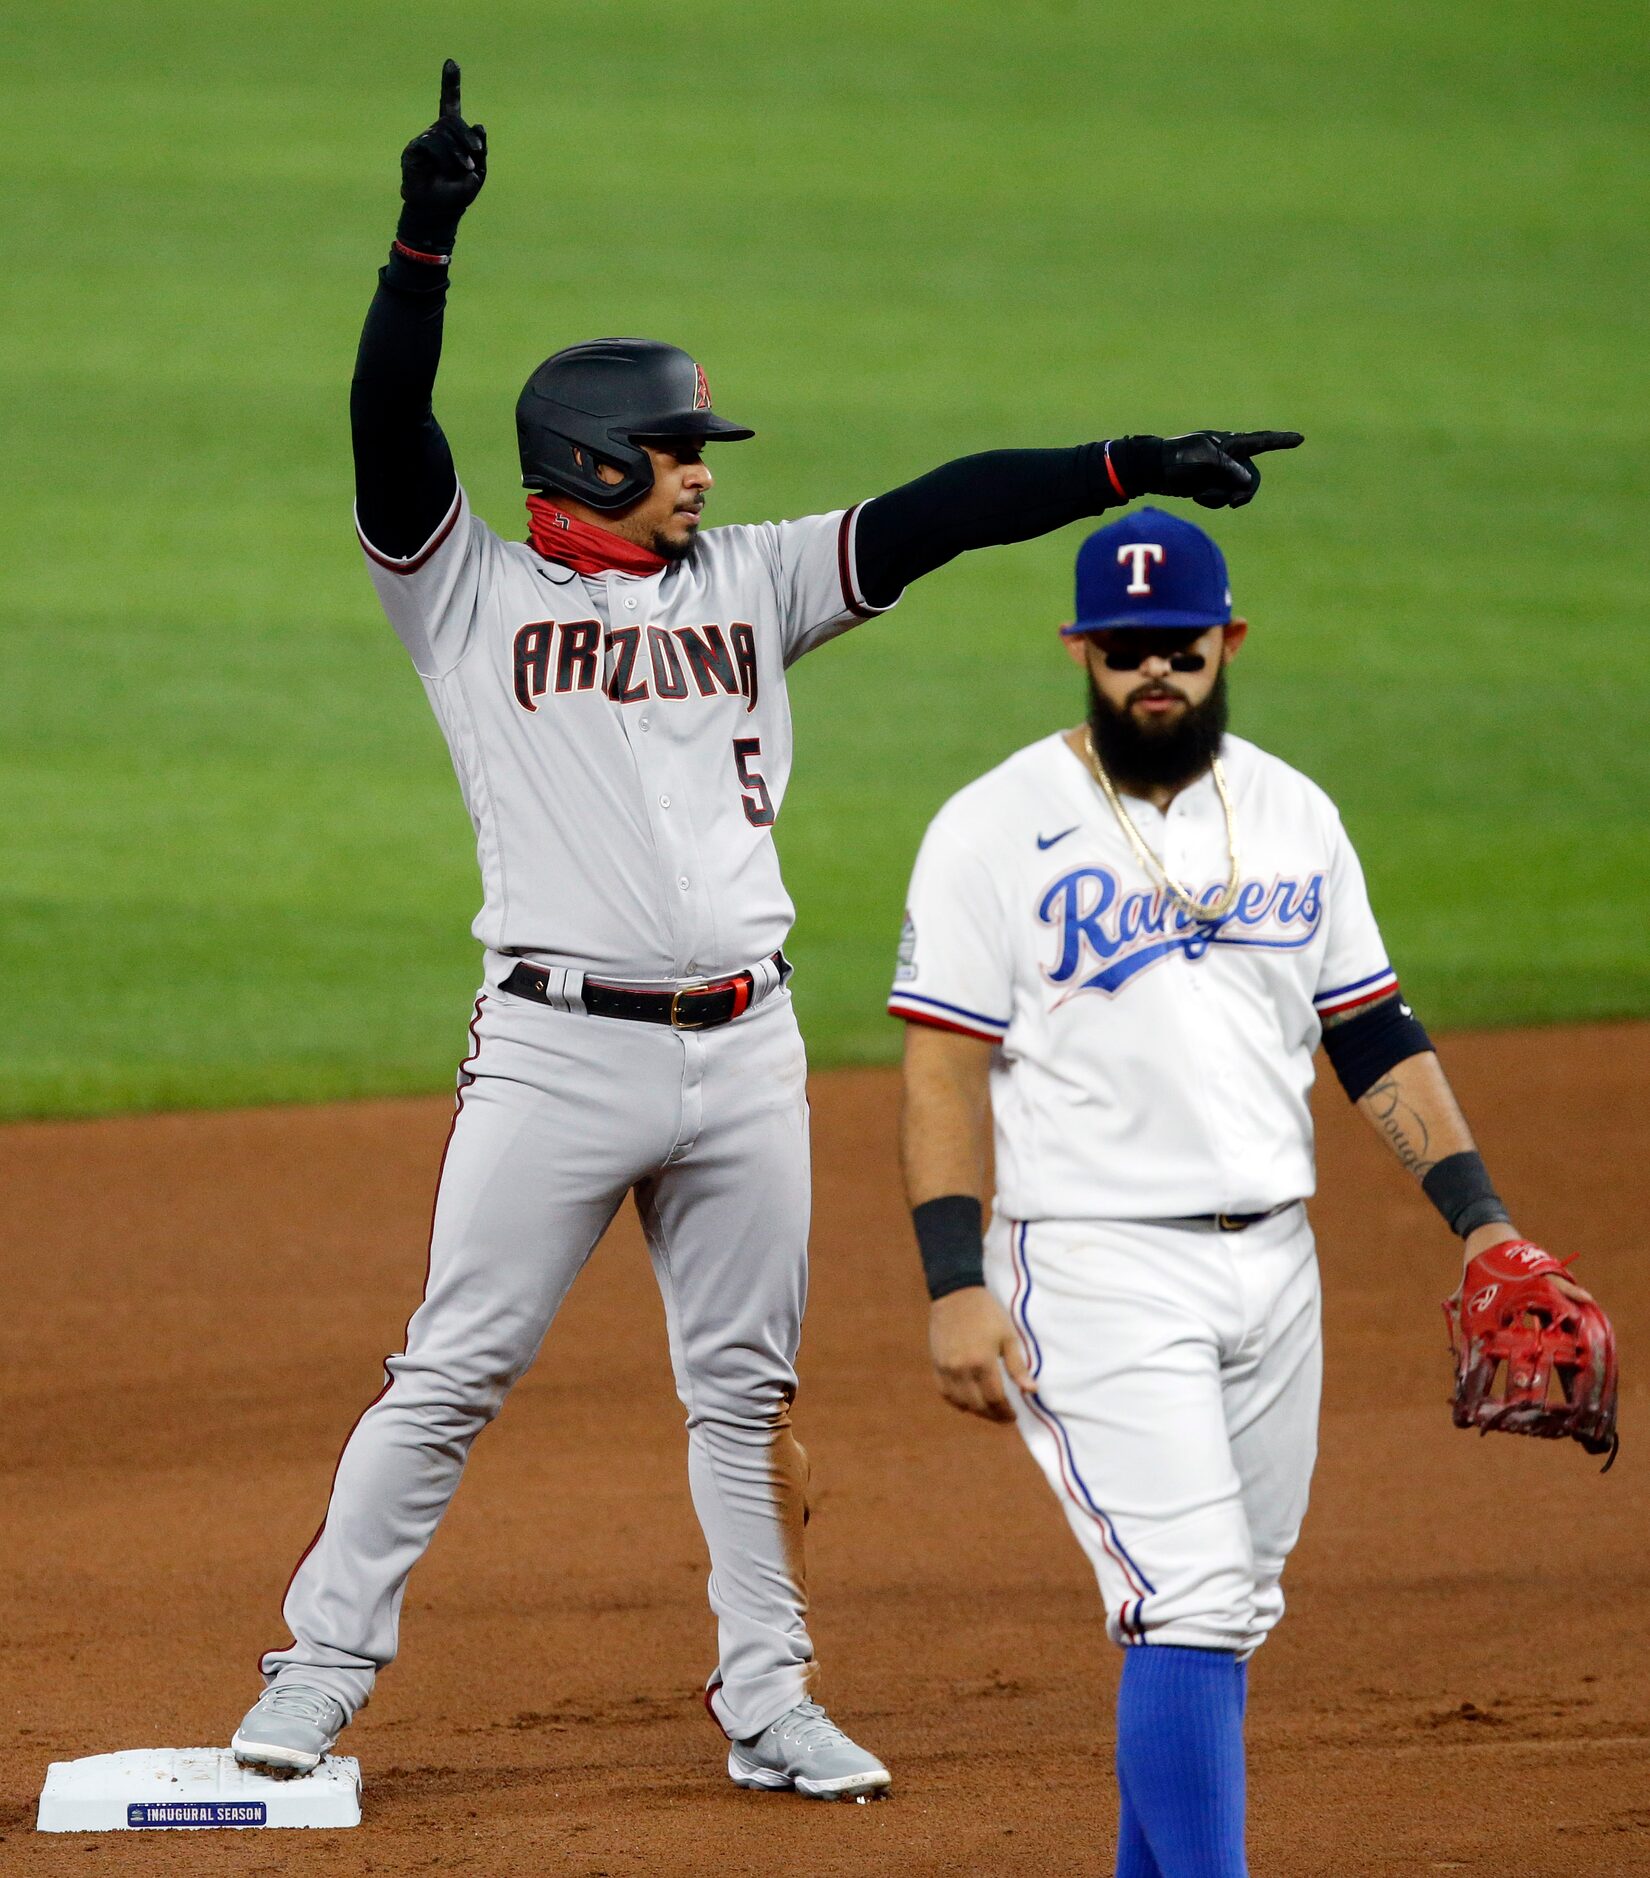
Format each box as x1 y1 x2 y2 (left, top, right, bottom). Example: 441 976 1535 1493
1080 728 1241 923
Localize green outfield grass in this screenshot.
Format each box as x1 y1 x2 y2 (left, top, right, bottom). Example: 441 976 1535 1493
3 0 1646 1118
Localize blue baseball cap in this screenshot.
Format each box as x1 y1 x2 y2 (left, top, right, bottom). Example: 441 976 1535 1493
1062 507 1233 634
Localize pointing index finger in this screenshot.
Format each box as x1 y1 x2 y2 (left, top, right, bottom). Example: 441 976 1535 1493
1225 430 1305 457
440 58 462 121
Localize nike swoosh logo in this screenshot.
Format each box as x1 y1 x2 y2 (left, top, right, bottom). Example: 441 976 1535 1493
1037 826 1079 850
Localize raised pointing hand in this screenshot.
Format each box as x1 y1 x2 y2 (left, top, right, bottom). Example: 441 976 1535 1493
439 57 465 125
398 58 487 253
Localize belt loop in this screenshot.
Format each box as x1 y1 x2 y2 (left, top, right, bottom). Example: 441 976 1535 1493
547 966 586 1015
502 960 586 1013
749 951 787 1004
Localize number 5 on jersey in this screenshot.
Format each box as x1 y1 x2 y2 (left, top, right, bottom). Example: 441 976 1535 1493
733 737 775 826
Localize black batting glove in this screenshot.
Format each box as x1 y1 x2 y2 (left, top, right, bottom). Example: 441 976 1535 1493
1106 430 1304 510
395 59 487 259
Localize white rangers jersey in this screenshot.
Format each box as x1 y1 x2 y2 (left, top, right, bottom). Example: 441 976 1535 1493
888 731 1397 1221
361 487 894 976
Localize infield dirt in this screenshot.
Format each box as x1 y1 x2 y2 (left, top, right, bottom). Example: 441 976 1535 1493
3 1023 1647 1875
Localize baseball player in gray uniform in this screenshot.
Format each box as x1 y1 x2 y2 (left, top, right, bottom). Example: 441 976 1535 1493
228 62 1304 1799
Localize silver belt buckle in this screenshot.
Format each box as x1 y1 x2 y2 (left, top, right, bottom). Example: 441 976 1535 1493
669 981 715 1030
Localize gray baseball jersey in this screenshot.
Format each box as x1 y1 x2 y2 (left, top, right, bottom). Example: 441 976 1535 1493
361 485 894 975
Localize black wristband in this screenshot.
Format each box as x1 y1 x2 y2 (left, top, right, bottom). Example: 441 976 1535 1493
1421 1151 1509 1238
383 248 452 297
395 208 460 263
1101 435 1162 501
912 1194 986 1301
390 238 452 269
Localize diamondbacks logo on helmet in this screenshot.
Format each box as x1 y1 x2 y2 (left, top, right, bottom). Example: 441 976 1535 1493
693 364 711 411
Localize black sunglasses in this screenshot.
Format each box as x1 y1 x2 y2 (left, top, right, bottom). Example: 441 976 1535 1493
1092 631 1210 673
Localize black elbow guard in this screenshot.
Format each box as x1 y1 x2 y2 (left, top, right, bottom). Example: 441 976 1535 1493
1320 992 1432 1102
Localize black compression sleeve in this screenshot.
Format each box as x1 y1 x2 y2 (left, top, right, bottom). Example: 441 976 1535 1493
853 443 1131 610
350 248 458 559
1320 991 1432 1102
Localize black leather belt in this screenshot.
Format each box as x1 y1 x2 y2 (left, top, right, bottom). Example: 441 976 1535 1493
502 952 788 1031
1208 1201 1298 1231
1169 1202 1296 1233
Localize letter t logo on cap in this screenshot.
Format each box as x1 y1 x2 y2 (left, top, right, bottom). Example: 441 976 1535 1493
1118 542 1165 595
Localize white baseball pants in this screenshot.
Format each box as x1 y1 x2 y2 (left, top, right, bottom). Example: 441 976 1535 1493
261 979 816 1739
987 1205 1321 1656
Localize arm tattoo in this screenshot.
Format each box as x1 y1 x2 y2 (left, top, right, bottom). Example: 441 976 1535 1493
1362 1075 1437 1177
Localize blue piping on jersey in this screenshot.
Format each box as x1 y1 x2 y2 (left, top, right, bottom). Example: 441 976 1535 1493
888 988 1010 1032
1314 964 1396 1006
1008 1221 1155 1633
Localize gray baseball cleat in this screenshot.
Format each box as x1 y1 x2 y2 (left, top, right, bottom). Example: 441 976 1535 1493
727 1699 891 1801
231 1683 347 1773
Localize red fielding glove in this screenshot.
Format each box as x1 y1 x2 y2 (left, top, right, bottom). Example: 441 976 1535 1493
1443 1240 1619 1470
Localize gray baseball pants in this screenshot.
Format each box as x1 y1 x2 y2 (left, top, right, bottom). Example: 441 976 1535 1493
260 975 816 1740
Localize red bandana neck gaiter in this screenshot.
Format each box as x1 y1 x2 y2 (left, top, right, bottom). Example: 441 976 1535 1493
525 496 668 577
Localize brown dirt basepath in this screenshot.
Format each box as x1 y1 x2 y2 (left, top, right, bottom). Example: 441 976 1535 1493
2 1023 1647 1876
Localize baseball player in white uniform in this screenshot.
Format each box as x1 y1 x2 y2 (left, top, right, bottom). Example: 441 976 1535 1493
890 509 1616 1872
227 63 1304 1798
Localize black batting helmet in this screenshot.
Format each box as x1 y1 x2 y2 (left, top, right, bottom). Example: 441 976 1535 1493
516 339 755 512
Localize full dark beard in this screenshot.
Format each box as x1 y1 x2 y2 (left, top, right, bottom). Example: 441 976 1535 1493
1087 662 1230 794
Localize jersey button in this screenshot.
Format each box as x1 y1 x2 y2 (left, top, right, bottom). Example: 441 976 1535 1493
639 715 651 731
660 794 671 808
624 597 638 610
678 875 691 891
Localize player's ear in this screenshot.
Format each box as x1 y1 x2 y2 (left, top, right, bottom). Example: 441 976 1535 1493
1221 618 1249 660
1061 629 1090 669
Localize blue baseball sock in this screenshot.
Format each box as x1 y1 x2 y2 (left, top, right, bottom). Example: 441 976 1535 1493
1114 1769 1164 1878
1114 1645 1248 1877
